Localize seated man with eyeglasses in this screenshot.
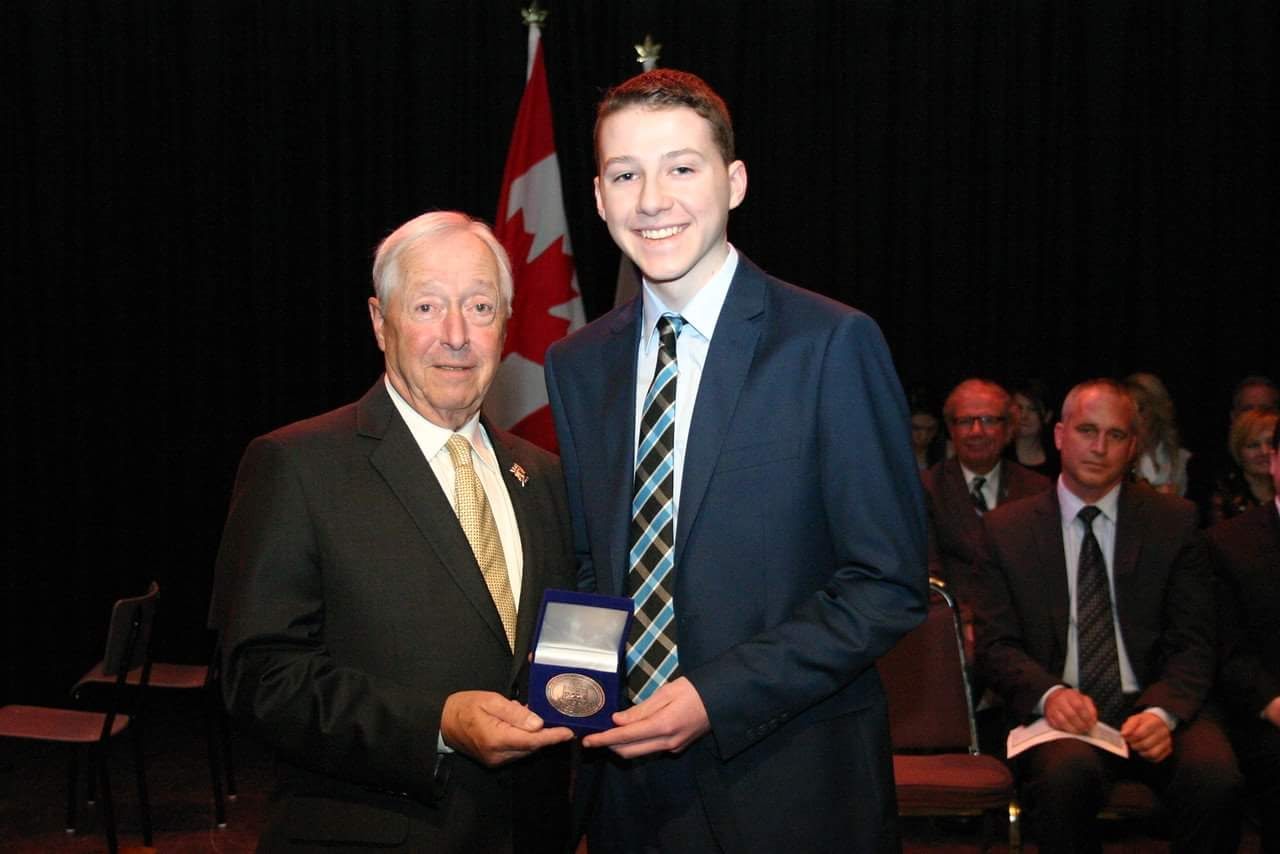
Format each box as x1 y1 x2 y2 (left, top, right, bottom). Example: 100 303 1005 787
923 378 1052 596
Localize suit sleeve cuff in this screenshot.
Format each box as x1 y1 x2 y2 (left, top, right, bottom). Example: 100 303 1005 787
1036 684 1066 716
1144 706 1178 730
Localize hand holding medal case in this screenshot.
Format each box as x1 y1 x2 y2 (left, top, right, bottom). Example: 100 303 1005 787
528 589 632 734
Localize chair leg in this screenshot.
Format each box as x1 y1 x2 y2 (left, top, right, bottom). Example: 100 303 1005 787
205 696 227 827
97 744 118 854
1008 799 1022 853
65 744 80 833
221 708 237 798
85 742 98 804
132 722 152 846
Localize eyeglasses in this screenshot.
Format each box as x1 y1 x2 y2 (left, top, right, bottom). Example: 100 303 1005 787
949 415 1008 430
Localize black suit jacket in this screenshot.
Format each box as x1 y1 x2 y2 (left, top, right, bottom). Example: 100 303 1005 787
973 484 1215 724
215 381 575 852
923 457 1050 594
1208 502 1280 720
545 255 928 851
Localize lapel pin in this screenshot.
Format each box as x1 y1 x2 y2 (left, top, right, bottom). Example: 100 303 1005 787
509 462 528 487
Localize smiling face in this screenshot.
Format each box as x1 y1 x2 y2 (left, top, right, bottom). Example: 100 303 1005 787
945 381 1014 475
1055 385 1138 503
368 230 507 430
1239 424 1276 479
594 105 747 310
1272 434 1280 496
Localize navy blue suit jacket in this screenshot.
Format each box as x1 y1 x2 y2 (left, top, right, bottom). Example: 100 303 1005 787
544 255 928 850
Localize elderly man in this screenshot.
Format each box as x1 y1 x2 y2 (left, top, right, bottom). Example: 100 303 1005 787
1210 423 1280 853
972 379 1241 854
215 211 576 852
923 378 1050 594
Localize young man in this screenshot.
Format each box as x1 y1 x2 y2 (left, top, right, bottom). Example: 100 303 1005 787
544 69 927 852
972 379 1241 854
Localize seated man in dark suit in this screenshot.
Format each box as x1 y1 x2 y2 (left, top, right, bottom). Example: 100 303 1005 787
214 211 576 852
923 378 1051 594
973 378 1242 854
1209 422 1280 853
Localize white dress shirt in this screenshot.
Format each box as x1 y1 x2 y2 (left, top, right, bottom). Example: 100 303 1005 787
1039 479 1174 729
385 378 523 604
632 246 738 539
1134 441 1191 497
961 460 1003 510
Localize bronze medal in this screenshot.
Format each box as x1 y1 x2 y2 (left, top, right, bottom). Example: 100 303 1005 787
545 673 606 718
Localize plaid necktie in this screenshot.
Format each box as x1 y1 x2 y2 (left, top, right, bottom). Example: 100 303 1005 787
970 476 989 514
446 434 517 651
1076 505 1126 727
626 314 685 702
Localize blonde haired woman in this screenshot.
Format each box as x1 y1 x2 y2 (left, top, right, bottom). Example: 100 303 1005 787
1208 408 1278 525
1124 372 1192 496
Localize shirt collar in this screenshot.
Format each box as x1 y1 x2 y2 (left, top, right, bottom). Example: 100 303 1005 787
960 460 1002 490
640 244 739 351
1057 477 1122 526
383 377 497 472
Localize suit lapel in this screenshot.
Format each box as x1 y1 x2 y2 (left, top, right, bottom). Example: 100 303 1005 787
945 460 978 519
360 384 511 653
598 301 643 595
675 262 764 566
1112 485 1146 626
1032 492 1071 664
485 421 543 680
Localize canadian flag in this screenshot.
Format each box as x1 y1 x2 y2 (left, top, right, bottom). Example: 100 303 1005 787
488 23 584 451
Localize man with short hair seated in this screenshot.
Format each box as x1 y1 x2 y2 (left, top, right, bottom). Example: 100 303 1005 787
972 378 1242 854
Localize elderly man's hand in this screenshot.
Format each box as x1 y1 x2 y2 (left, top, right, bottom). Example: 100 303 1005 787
440 691 574 767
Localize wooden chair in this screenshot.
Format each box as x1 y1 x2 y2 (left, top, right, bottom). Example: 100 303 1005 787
878 579 1020 851
0 581 159 854
74 629 236 827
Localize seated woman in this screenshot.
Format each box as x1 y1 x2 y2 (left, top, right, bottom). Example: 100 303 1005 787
1125 371 1192 496
908 387 947 472
1006 379 1060 480
1208 408 1277 525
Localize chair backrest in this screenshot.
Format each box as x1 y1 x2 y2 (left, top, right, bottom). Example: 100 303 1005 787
101 581 160 679
877 581 978 754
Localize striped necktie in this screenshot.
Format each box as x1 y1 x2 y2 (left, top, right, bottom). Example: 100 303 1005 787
1076 505 1126 727
626 314 685 702
970 476 988 514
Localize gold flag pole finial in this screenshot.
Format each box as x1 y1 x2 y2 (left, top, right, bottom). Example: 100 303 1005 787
521 3 549 28
635 34 662 71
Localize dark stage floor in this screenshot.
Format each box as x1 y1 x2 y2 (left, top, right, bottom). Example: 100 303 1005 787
0 693 1259 853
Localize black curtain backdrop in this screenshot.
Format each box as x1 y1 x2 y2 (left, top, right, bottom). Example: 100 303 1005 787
3 1 1275 703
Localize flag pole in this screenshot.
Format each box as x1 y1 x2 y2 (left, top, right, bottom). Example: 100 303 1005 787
612 34 663 307
487 2 584 451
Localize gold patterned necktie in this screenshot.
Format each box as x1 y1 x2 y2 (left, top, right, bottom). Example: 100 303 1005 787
446 434 517 651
